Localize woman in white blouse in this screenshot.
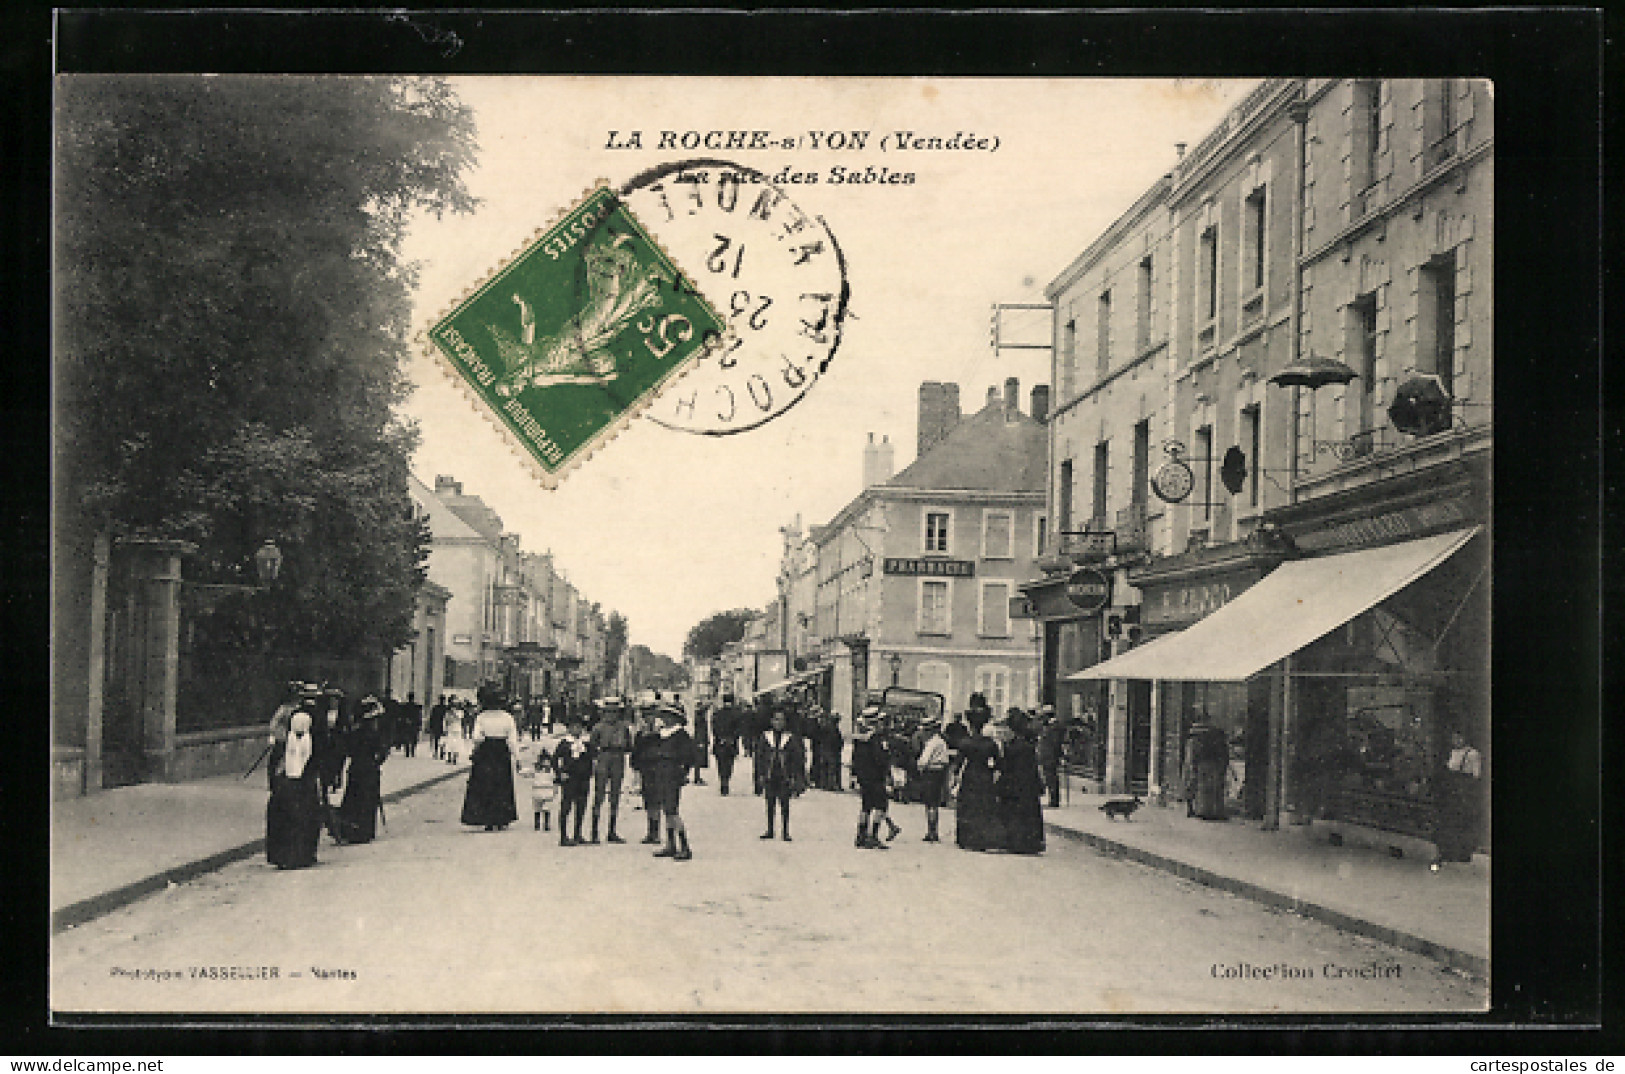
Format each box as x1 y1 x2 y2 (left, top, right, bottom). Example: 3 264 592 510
460 685 521 831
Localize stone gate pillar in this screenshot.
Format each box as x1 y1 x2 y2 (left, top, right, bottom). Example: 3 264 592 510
116 538 195 783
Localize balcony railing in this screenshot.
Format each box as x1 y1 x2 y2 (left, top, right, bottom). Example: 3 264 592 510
1115 502 1149 554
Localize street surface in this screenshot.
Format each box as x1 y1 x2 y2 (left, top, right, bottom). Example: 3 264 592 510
52 741 1486 1014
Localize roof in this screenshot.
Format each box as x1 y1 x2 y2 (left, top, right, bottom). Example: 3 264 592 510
885 399 1047 494
409 472 488 546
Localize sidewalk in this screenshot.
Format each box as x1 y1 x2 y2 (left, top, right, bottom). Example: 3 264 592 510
50 741 478 933
1040 792 1489 977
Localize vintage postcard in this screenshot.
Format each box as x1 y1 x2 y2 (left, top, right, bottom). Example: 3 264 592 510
51 72 1494 1018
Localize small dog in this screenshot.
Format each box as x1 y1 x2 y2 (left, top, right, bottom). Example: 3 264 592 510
1099 796 1143 821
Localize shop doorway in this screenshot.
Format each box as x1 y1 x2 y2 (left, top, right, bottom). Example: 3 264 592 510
1127 679 1152 792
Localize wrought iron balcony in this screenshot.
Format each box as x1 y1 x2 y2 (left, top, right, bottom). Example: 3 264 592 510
1115 502 1149 554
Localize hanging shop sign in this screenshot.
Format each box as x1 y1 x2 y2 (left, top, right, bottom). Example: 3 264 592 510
1152 460 1196 504
883 557 976 577
1065 567 1112 611
1008 593 1038 620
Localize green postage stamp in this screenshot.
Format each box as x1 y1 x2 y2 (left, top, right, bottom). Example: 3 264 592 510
425 184 728 488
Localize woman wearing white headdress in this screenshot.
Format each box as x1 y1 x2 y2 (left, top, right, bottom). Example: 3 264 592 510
267 709 322 869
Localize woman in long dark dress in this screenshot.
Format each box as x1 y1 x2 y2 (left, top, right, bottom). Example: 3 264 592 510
461 685 520 830
995 711 1046 854
952 710 1003 851
267 711 321 869
336 697 388 844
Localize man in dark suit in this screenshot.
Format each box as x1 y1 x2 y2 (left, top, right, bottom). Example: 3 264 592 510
758 706 807 841
710 698 741 796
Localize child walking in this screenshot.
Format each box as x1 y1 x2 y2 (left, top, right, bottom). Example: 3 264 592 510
850 707 900 849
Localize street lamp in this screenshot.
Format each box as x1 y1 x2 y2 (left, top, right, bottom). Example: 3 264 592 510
888 651 902 686
253 541 283 587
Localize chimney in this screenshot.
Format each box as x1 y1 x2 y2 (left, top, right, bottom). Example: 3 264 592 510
863 432 895 489
917 381 962 458
986 385 999 407
1003 376 1020 414
1031 384 1051 423
434 474 461 496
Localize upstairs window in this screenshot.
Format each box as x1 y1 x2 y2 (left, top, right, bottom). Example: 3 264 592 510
924 511 952 553
982 511 1014 559
1092 440 1110 527
979 582 1011 637
918 580 951 636
1097 290 1113 378
1244 187 1267 296
1353 80 1383 204
1424 79 1458 169
1200 225 1220 324
1136 255 1154 353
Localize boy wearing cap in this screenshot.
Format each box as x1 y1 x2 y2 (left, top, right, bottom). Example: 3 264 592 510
588 699 633 844
850 709 899 849
915 716 951 842
650 706 695 861
758 707 806 841
552 714 595 846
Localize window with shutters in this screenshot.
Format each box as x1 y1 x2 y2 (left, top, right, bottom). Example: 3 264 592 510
980 582 1011 638
981 510 1013 560
918 579 952 636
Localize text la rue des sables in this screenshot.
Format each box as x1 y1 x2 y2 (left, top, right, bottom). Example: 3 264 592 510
604 129 998 186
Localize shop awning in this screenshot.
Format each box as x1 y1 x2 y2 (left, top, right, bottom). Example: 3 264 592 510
1067 527 1479 683
752 666 826 699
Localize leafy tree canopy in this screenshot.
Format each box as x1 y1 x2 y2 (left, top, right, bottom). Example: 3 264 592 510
682 608 757 660
56 76 478 658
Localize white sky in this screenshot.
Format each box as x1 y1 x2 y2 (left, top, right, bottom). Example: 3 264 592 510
401 77 1257 657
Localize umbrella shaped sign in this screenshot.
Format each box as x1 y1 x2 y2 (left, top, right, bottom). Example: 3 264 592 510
1268 355 1359 390
1388 374 1454 437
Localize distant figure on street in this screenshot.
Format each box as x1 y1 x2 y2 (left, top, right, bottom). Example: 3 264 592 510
553 713 595 846
630 707 663 842
952 709 1002 852
427 696 448 759
588 699 633 843
995 711 1046 854
529 747 556 832
400 693 423 758
691 703 710 786
266 710 322 869
461 701 476 740
710 697 741 796
1036 705 1064 808
460 685 520 832
758 707 806 841
915 715 951 842
850 708 899 849
335 696 388 845
650 705 695 861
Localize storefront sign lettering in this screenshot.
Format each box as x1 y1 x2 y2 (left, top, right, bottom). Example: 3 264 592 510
1291 498 1471 553
883 558 975 577
1146 580 1237 626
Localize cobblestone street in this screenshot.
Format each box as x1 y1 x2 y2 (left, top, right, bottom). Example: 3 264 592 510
51 747 1485 1015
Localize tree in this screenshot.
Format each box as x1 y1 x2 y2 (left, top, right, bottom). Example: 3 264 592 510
55 75 478 658
682 608 757 661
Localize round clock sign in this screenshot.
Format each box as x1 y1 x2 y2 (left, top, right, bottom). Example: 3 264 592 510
1152 460 1196 504
619 159 851 435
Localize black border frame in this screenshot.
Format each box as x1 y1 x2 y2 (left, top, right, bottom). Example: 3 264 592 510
10 4 1612 1055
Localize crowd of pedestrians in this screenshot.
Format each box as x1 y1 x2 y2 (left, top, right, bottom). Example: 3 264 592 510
264 677 1073 872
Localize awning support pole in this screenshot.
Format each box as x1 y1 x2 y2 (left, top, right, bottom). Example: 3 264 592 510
1263 658 1289 831
1430 562 1489 659
1148 679 1164 804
